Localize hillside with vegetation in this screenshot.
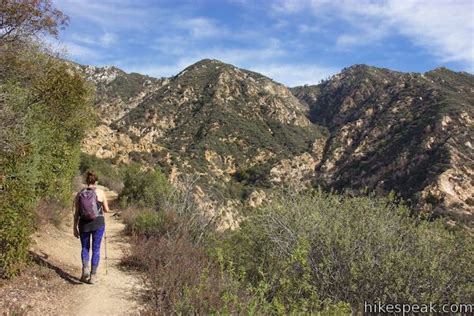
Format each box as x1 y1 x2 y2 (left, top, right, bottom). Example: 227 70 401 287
118 171 472 314
81 61 473 227
292 65 473 226
74 62 473 312
81 59 328 228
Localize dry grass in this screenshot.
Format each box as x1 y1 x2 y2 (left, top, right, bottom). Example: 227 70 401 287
119 175 252 313
123 232 248 314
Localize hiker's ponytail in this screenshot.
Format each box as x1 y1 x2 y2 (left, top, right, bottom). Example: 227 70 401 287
86 170 98 185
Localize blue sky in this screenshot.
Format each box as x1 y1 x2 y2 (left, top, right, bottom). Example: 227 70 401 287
52 0 474 86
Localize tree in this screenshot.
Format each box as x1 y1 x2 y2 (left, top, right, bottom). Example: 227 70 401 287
0 1 94 278
0 0 68 45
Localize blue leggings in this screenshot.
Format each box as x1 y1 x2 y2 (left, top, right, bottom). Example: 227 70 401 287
80 226 105 270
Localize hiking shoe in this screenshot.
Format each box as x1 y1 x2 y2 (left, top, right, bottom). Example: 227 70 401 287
80 267 90 283
88 273 97 284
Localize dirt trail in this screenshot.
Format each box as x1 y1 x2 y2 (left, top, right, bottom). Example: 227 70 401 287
29 186 144 315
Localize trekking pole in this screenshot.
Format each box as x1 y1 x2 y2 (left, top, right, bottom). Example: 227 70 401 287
104 227 108 276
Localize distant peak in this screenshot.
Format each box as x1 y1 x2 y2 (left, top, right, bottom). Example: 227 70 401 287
426 67 455 75
188 58 229 68
341 64 383 74
431 66 449 71
199 58 226 64
175 59 237 79
346 64 370 70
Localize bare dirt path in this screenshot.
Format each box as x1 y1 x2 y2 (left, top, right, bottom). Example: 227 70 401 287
27 186 144 315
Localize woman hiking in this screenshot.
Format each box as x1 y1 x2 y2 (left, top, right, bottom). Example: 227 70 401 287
73 170 110 284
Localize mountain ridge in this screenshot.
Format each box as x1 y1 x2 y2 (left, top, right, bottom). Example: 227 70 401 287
79 59 473 227
81 59 328 229
291 64 473 224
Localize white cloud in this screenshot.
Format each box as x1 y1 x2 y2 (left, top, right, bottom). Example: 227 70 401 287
273 0 474 69
271 0 308 14
63 42 100 60
44 37 100 60
145 36 288 77
126 63 188 78
251 63 338 86
100 32 118 46
298 24 320 33
178 17 226 38
152 35 189 55
187 39 287 64
70 32 117 48
70 33 96 46
384 0 473 67
335 22 389 49
56 0 153 30
151 40 285 66
122 57 336 87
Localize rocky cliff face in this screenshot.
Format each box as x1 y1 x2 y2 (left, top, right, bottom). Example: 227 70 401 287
81 59 327 228
292 66 473 226
80 60 473 227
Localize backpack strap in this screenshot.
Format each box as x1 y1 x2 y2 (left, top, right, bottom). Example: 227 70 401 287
93 188 104 214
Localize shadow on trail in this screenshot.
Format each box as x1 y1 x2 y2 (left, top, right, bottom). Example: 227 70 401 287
29 251 82 285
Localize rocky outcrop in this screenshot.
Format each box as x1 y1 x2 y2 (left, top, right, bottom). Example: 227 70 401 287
292 66 474 226
80 59 326 228
270 153 317 190
79 60 472 227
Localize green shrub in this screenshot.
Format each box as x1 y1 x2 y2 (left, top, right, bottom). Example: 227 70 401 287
0 148 36 278
233 161 273 187
119 164 171 208
123 209 176 238
27 60 94 205
121 178 350 314
218 189 473 313
0 45 93 278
